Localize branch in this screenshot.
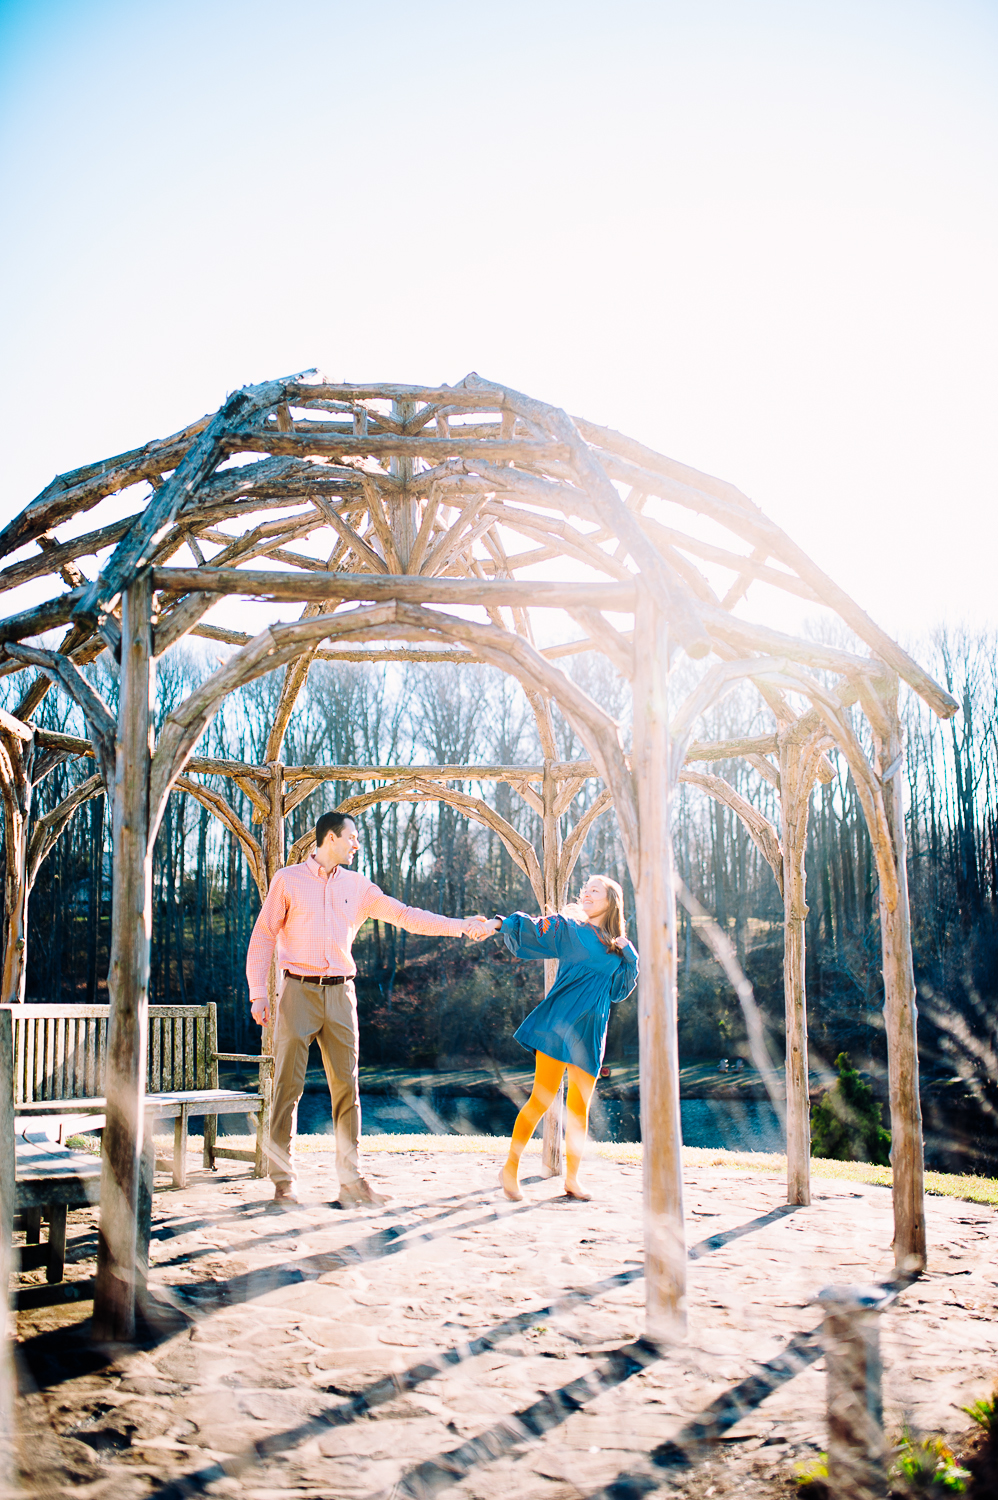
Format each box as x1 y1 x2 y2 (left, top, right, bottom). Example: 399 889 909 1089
334 777 545 906
74 377 290 623
678 769 784 895
26 773 105 891
3 644 116 789
174 776 266 897
557 789 614 893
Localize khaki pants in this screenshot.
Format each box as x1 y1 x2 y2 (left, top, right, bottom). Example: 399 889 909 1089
270 975 361 1188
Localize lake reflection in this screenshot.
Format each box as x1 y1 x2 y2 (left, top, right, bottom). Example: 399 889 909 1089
267 1082 787 1155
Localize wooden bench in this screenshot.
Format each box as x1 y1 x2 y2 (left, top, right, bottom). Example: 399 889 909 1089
3 1002 273 1188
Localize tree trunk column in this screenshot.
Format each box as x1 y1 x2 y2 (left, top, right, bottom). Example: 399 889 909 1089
0 733 33 1007
94 575 154 1341
878 686 926 1274
634 592 686 1339
262 761 285 1059
540 760 563 1177
778 728 811 1207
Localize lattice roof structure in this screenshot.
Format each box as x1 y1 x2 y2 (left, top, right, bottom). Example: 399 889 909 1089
0 371 957 1340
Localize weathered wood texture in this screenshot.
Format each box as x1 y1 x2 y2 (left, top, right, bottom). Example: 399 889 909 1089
875 683 926 1273
779 727 813 1207
93 576 154 1341
631 593 686 1337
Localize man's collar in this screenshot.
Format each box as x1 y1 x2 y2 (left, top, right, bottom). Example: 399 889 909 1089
306 854 351 880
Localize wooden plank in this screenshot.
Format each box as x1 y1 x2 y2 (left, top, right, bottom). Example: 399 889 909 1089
196 1013 206 1091
172 1105 189 1190
184 1017 194 1092
55 1019 66 1102
72 1016 85 1098
26 1014 37 1110
150 1014 161 1092
0 1008 14 1437
42 1017 54 1101
45 1205 67 1284
13 1012 25 1105
15 1278 95 1310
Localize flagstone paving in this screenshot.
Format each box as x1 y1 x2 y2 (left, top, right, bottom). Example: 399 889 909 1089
11 1143 998 1497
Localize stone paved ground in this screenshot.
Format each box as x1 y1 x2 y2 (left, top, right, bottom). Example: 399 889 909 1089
11 1142 998 1498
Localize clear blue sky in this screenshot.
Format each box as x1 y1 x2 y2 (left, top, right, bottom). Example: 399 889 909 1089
1 0 995 638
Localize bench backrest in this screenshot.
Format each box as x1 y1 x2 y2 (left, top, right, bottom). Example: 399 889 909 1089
2 1002 219 1105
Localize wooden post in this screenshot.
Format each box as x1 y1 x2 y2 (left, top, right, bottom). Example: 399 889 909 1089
819 1285 890 1500
93 573 154 1342
633 590 686 1338
0 734 33 1007
388 399 418 569
778 725 812 1206
540 760 564 1177
877 684 926 1274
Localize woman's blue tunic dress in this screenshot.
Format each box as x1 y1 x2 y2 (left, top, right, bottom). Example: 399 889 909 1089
500 912 639 1078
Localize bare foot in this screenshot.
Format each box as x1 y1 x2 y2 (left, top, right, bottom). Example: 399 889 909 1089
499 1164 523 1202
564 1180 592 1201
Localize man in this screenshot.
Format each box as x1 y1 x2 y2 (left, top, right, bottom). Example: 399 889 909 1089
247 810 491 1206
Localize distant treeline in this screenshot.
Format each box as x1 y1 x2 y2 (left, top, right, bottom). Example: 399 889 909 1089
5 626 996 1169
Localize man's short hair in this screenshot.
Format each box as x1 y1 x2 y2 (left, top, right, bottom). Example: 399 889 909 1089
315 811 357 848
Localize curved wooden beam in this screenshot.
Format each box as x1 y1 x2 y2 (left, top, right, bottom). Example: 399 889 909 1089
3 643 116 789
678 768 784 896
26 773 105 892
173 775 266 898
291 777 545 906
557 788 614 894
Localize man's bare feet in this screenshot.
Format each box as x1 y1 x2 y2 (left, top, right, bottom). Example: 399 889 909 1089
564 1180 592 1201
499 1163 523 1202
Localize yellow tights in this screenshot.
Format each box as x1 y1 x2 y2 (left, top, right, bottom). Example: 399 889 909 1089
504 1051 596 1188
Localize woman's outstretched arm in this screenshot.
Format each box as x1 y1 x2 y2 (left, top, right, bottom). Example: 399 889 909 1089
497 911 579 961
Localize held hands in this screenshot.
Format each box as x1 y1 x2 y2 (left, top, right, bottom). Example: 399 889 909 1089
463 915 501 942
251 996 270 1027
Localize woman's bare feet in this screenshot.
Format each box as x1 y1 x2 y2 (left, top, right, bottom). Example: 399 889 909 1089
499 1163 523 1201
564 1179 592 1201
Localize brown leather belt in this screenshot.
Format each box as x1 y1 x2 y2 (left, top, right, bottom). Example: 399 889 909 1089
285 972 346 986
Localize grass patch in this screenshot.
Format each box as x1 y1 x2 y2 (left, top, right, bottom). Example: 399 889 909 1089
173 1132 997 1207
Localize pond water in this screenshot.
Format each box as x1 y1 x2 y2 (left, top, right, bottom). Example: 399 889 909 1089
236 1080 788 1155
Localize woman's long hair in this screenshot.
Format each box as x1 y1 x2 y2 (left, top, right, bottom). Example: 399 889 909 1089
563 874 627 952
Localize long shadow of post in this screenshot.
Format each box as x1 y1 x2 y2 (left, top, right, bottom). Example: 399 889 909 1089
127 1203 804 1500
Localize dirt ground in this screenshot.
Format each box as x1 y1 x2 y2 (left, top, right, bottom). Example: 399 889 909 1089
10 1142 998 1498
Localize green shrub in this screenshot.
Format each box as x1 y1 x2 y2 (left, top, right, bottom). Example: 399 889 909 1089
810 1051 891 1165
891 1430 969 1493
793 1451 828 1494
960 1390 998 1435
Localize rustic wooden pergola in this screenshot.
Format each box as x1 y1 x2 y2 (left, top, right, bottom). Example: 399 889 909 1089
0 371 956 1342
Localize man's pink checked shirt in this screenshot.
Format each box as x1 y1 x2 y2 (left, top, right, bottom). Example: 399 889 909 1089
246 854 466 999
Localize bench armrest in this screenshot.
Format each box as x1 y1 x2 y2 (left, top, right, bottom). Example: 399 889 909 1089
212 1052 275 1078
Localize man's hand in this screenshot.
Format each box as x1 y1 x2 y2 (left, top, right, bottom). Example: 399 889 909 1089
463 916 499 942
251 996 270 1027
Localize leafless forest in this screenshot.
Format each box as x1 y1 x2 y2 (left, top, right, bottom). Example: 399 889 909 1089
5 627 996 1170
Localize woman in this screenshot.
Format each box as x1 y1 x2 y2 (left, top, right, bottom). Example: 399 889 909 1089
484 875 638 1202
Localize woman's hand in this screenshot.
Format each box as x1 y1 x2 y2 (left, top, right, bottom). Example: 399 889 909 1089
464 915 502 942
462 916 497 941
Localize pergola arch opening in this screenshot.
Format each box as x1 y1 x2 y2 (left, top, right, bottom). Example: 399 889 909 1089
0 370 957 1340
